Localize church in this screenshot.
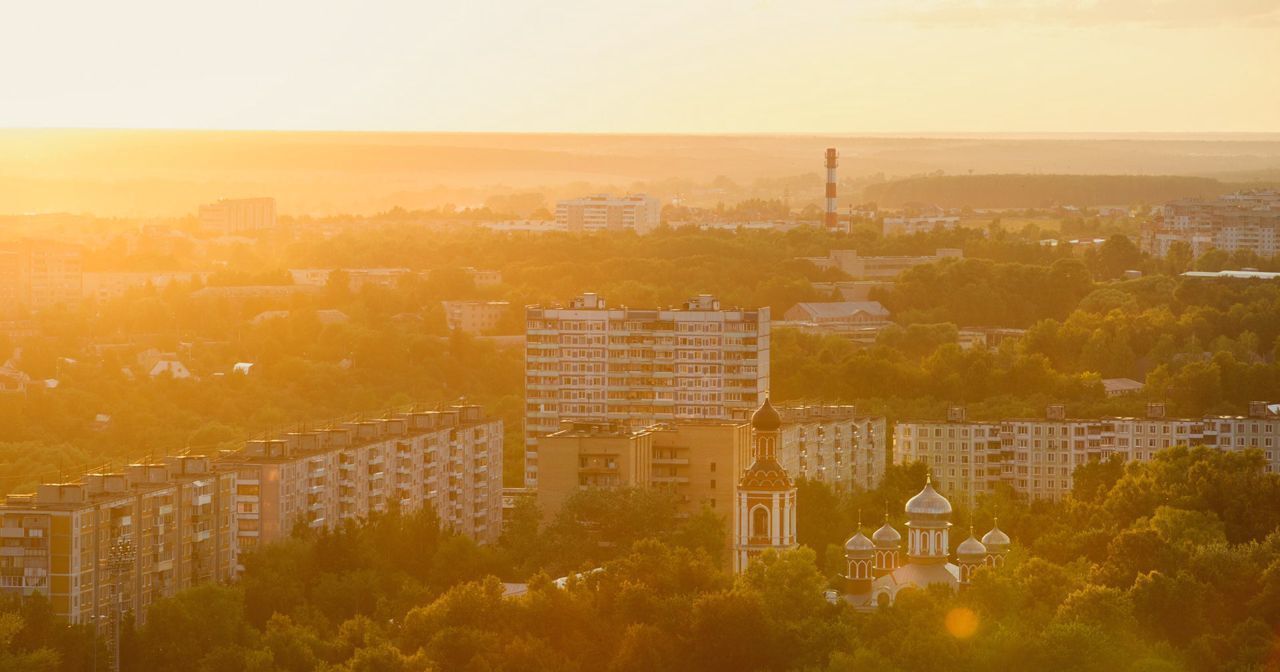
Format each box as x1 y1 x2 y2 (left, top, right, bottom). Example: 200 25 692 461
839 477 1010 609
734 398 1011 607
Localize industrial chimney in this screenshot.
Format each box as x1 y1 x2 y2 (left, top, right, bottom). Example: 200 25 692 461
824 148 839 230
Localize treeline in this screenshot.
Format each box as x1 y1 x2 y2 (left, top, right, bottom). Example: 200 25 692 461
3 446 1276 671
774 259 1280 419
861 174 1235 209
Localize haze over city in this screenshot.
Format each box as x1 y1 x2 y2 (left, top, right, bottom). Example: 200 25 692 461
1 2 1279 672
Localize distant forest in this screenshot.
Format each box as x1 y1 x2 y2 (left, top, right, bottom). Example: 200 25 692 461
860 174 1273 209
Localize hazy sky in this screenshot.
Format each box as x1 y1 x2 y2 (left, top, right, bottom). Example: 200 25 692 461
3 0 1278 133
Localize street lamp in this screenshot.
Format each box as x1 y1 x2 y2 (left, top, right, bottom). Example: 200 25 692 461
106 536 135 672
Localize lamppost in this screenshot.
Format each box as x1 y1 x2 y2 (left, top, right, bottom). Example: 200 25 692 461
106 536 135 672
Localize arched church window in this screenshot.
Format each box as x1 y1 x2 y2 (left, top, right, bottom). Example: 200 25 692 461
752 507 769 538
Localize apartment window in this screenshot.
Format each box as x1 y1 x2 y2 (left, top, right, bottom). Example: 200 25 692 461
710 462 716 472
710 480 716 489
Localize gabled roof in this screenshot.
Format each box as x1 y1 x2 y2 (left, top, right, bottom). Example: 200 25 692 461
790 301 889 319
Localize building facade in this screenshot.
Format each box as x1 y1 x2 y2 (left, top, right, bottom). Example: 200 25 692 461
0 240 83 314
1141 191 1280 258
221 405 503 561
442 300 510 334
895 402 1280 505
535 418 752 562
524 292 769 487
555 194 661 233
882 215 961 237
0 456 236 625
776 404 888 492
0 406 503 624
199 197 277 235
798 249 962 280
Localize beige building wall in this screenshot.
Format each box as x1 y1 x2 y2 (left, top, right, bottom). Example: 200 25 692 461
535 419 750 564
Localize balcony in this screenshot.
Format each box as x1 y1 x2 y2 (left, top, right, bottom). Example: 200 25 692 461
650 476 690 484
651 458 689 466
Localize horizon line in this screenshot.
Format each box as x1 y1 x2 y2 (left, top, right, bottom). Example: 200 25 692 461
3 126 1280 141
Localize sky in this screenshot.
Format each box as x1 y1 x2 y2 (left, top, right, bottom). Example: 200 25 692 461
2 0 1278 134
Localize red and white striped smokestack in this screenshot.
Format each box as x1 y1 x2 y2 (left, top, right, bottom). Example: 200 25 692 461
824 148 838 230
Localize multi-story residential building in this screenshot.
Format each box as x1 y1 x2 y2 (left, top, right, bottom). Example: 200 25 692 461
1203 401 1280 472
0 455 236 624
798 249 962 280
555 194 662 233
776 404 888 492
1 405 503 624
199 197 277 235
893 407 1003 508
0 240 83 314
442 300 510 334
1141 191 1280 258
524 292 769 487
896 402 1280 505
289 268 414 290
535 418 752 562
82 271 213 301
882 215 960 237
220 405 503 560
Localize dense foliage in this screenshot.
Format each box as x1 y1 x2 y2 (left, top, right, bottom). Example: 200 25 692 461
5 224 1280 494
3 446 1277 671
861 174 1238 209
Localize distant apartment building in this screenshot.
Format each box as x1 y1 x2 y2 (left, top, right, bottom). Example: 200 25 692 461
799 249 962 280
462 267 503 287
1141 191 1280 258
442 300 510 334
524 293 769 487
0 456 237 624
0 240 83 314
481 220 566 233
219 406 503 560
289 268 414 290
882 215 961 237
199 197 277 235
82 271 212 301
895 402 1280 506
535 419 752 561
775 404 888 492
555 194 662 233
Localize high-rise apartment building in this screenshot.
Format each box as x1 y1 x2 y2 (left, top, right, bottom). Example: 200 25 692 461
555 194 661 233
0 456 236 624
199 197 277 235
220 406 503 559
776 404 888 492
524 293 769 487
